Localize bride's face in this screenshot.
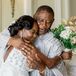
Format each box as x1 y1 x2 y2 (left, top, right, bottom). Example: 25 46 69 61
19 22 38 42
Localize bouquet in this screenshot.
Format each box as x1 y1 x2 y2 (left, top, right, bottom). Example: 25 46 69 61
51 16 76 54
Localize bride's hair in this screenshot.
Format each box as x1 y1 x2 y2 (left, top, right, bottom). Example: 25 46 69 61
8 15 37 36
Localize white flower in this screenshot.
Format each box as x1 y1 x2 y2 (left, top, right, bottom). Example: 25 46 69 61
71 36 76 44
60 28 72 39
64 48 71 52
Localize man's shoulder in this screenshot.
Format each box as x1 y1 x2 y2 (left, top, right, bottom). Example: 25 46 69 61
43 32 54 38
35 31 54 43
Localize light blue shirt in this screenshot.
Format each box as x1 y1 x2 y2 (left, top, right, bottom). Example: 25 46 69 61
31 32 68 76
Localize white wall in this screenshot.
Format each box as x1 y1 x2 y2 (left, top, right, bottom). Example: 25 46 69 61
32 0 55 15
2 0 24 30
69 0 76 16
1 0 34 31
61 0 76 19
61 0 70 19
0 0 2 32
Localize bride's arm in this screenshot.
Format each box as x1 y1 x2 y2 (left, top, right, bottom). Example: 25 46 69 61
7 38 72 69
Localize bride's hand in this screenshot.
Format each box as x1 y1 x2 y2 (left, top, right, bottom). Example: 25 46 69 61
8 38 42 69
20 42 42 69
8 37 25 48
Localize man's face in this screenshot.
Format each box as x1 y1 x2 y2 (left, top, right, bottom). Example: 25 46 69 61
37 11 54 35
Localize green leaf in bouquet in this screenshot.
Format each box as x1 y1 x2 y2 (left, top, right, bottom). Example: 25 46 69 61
51 24 65 39
60 38 72 49
71 44 76 49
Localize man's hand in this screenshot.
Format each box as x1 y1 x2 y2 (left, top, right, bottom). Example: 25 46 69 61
61 51 72 60
38 62 45 76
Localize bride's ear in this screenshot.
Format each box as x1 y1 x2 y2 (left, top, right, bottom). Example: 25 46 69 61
18 30 23 38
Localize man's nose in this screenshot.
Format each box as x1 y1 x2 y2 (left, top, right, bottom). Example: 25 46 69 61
41 21 47 28
39 24 46 29
43 20 47 24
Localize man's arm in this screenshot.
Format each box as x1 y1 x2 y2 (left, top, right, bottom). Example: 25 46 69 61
18 41 63 69
20 41 72 68
35 49 62 68
36 49 72 68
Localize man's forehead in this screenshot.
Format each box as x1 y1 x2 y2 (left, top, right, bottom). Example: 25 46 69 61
38 13 53 20
38 10 50 14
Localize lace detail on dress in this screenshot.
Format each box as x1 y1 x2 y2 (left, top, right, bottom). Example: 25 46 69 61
5 48 33 72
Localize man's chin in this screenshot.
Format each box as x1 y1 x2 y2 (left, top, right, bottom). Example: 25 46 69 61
39 31 46 35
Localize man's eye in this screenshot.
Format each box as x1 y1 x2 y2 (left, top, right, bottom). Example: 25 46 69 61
38 19 44 22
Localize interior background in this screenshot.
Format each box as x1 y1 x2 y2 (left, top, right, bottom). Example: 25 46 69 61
0 0 76 32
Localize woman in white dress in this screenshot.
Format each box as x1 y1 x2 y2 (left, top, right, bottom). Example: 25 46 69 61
0 15 41 76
